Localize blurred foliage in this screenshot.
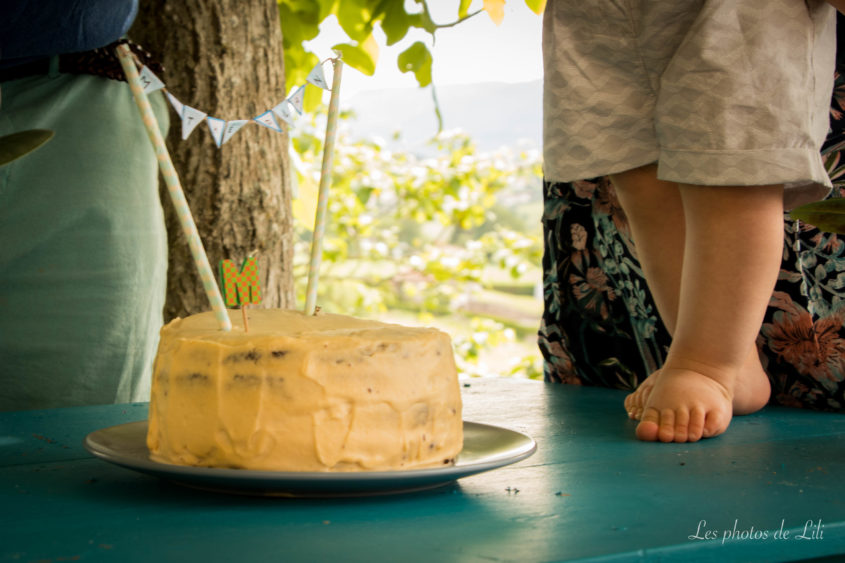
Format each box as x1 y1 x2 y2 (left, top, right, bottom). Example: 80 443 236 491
291 114 544 378
790 198 845 234
0 129 53 166
278 0 546 122
281 0 547 377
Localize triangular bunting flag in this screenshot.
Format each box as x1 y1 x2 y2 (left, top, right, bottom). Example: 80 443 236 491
271 100 294 126
253 110 282 132
221 119 248 145
306 63 329 90
139 65 165 93
166 91 184 116
287 85 305 114
181 105 208 140
206 116 226 147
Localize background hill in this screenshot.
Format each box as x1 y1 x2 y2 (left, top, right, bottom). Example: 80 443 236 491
342 79 542 154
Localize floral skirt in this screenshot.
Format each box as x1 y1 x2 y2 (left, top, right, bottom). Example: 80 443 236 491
538 76 845 413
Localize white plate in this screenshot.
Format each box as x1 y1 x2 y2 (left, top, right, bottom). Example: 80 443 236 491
83 420 537 497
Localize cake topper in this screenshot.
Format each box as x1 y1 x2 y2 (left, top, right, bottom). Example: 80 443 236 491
219 257 262 332
219 257 262 307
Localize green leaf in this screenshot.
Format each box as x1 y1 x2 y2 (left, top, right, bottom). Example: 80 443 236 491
0 129 54 166
278 2 321 48
333 35 379 76
396 41 433 87
317 0 338 20
303 83 325 113
458 0 473 18
789 198 845 234
280 0 325 11
337 0 376 41
378 1 412 46
357 186 375 204
523 0 546 15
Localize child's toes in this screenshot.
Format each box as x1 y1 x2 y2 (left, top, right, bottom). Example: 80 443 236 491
657 409 676 443
673 408 690 443
635 408 660 441
702 408 730 438
687 406 706 442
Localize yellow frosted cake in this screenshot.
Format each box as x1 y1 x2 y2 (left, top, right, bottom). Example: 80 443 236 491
146 308 463 472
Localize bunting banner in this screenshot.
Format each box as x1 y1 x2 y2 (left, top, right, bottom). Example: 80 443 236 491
138 58 335 147
287 85 306 114
272 99 295 126
306 62 329 90
206 116 226 147
139 65 165 93
181 105 207 140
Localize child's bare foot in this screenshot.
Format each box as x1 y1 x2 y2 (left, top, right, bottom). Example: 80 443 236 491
635 366 733 442
624 348 771 421
624 371 657 420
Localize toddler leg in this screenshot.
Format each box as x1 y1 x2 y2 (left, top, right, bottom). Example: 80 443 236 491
609 165 683 421
610 165 777 441
637 182 782 442
609 164 684 334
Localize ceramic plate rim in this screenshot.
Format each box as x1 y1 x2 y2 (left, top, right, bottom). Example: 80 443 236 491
82 420 536 495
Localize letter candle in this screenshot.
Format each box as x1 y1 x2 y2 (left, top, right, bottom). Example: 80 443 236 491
115 43 232 331
304 55 343 316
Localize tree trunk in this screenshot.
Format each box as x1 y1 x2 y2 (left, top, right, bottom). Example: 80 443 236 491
130 0 294 321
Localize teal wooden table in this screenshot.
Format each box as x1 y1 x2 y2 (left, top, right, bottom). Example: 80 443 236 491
1 378 843 562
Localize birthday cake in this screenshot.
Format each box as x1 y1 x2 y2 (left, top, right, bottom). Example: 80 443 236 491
146 308 463 472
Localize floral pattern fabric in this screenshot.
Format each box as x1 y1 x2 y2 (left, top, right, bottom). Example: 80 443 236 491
538 72 845 413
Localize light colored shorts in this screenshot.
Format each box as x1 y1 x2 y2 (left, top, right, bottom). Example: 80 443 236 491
542 0 837 208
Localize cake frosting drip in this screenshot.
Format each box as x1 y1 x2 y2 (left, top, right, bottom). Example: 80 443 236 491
147 309 463 471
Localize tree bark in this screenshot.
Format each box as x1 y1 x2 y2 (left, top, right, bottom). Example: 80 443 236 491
130 0 294 321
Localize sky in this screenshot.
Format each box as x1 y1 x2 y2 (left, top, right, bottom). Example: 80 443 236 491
304 1 544 99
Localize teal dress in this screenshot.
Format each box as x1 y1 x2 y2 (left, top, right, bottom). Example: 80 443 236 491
0 68 169 409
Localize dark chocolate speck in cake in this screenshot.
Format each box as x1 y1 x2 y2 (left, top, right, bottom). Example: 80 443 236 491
224 350 262 364
181 373 209 384
233 374 261 386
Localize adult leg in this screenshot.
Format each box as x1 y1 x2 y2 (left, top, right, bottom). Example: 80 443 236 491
0 74 168 410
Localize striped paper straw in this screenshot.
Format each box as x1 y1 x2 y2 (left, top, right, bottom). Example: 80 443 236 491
304 57 344 315
115 44 232 331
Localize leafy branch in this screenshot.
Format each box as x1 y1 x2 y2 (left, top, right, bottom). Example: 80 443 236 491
278 0 545 128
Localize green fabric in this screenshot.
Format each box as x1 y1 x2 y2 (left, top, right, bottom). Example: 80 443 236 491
0 72 168 410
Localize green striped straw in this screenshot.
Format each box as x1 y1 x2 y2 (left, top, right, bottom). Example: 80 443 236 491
115 44 232 331
304 57 344 315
